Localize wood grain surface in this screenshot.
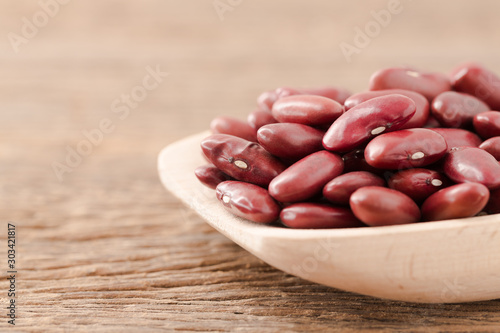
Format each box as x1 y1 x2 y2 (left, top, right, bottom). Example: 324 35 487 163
1 1 500 331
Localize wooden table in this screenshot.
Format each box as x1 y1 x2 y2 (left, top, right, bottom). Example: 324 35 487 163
1 1 500 331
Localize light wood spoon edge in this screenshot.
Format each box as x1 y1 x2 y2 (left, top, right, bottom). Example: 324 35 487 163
158 131 500 303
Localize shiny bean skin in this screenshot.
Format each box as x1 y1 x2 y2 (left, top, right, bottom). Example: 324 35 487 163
280 203 364 229
451 62 500 110
388 168 450 203
344 89 429 129
364 128 448 169
323 95 416 153
431 91 490 128
485 188 500 214
247 109 278 131
216 181 280 224
349 186 421 226
443 147 500 189
421 183 490 221
257 123 324 160
194 164 231 189
210 116 257 142
369 67 451 101
323 171 385 205
428 128 482 150
271 95 344 126
269 151 343 203
201 134 286 187
479 137 500 160
473 111 500 139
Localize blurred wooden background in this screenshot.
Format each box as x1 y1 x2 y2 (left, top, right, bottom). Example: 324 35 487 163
1 0 500 331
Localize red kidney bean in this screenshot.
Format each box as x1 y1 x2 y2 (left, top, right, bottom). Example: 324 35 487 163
275 86 352 104
364 128 448 169
369 67 451 101
257 123 324 160
257 86 351 111
210 116 257 142
431 91 490 128
323 171 385 205
303 87 352 104
269 151 343 203
257 90 278 112
341 148 384 175
428 128 482 150
194 164 231 189
201 134 286 187
485 188 500 214
271 95 344 126
280 203 364 229
479 137 500 160
247 109 278 131
388 168 450 203
443 146 500 189
349 186 421 226
423 115 441 128
451 62 500 110
323 95 416 153
421 183 489 221
473 111 500 139
344 89 429 129
273 87 303 100
216 181 280 223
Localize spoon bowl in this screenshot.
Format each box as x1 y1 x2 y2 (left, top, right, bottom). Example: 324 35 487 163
158 131 500 303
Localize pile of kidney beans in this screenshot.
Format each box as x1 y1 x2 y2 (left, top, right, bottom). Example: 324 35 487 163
195 63 500 228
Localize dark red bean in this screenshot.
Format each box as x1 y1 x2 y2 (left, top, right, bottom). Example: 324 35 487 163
388 168 450 203
369 67 451 101
280 203 363 229
473 111 500 139
216 181 280 223
431 91 490 128
485 188 500 214
323 171 385 205
201 134 286 187
344 89 429 129
443 147 500 189
194 164 231 189
342 148 384 175
451 62 500 110
428 128 482 150
364 128 448 169
269 151 343 203
479 137 500 160
257 123 324 160
349 186 421 226
421 183 490 221
323 95 416 153
247 109 278 131
271 95 344 126
210 116 257 142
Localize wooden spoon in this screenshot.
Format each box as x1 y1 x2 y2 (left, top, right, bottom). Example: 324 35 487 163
158 131 500 303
